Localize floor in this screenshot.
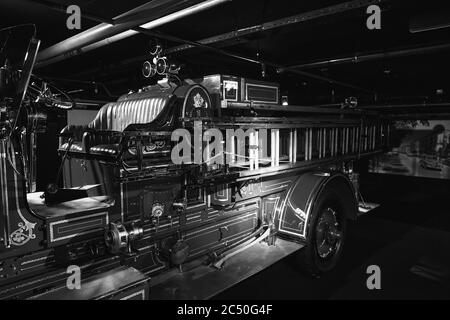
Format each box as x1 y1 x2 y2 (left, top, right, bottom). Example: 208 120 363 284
213 174 450 300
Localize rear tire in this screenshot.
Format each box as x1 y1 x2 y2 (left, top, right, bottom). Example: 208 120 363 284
298 185 348 277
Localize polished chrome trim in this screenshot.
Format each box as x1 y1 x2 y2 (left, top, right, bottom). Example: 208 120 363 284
49 211 108 242
222 80 239 102
120 289 146 300
185 211 257 238
263 180 291 193
120 182 125 223
0 141 10 248
244 83 279 104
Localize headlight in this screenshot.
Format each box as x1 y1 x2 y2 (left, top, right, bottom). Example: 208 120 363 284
142 60 156 78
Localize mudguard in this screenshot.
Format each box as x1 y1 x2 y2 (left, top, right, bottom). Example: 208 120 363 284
278 172 357 240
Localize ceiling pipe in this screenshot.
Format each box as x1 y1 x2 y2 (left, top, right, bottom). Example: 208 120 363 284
360 102 450 110
410 10 450 33
82 0 231 54
67 26 375 94
32 0 373 93
35 0 230 67
68 0 388 78
136 28 375 94
285 42 450 70
36 0 186 62
163 0 387 55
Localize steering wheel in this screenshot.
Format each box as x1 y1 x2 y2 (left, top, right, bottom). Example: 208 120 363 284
27 75 74 110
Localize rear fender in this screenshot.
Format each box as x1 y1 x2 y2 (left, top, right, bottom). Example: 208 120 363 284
277 172 357 241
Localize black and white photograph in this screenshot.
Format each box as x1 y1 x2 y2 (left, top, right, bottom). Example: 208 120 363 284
1 0 450 304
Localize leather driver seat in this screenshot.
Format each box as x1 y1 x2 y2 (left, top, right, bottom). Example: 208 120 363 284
89 96 169 132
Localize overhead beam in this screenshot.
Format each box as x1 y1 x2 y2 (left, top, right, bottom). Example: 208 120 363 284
163 0 387 55
285 42 450 70
32 0 374 93
36 0 187 62
137 28 375 94
410 9 450 33
66 26 376 94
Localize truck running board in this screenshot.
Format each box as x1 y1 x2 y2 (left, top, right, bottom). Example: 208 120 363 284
31 266 150 300
150 238 304 300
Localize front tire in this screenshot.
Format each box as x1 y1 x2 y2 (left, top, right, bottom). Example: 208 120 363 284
298 186 348 276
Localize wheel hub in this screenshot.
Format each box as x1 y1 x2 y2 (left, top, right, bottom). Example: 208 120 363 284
315 208 342 259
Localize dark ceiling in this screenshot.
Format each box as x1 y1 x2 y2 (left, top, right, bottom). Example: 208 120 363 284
1 0 450 106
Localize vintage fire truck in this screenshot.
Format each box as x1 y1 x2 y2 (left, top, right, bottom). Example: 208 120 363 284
0 26 389 299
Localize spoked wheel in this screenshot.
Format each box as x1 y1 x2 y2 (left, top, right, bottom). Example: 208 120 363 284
297 186 348 276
